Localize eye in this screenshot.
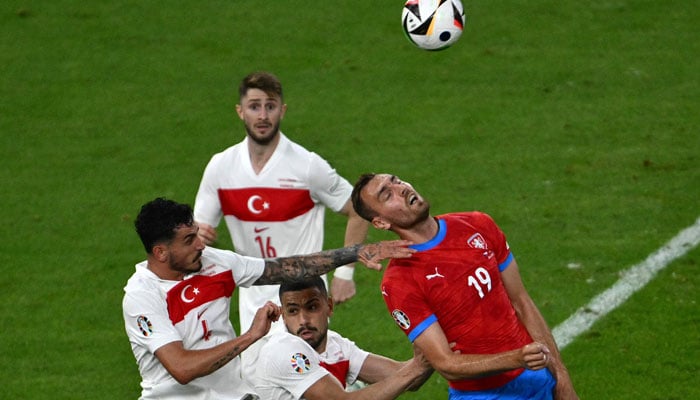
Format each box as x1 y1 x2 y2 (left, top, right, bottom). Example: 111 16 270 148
286 307 298 315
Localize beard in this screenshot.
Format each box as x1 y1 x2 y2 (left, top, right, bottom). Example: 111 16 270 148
245 120 281 146
169 251 203 275
393 200 431 230
297 325 327 351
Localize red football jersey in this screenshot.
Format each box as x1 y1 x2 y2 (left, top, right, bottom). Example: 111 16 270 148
381 212 533 391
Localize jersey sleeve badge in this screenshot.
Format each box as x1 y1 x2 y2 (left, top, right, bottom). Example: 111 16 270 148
290 353 312 374
391 309 411 330
136 315 153 337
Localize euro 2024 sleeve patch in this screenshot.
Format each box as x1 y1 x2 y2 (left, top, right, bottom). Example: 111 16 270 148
290 353 311 374
137 315 153 336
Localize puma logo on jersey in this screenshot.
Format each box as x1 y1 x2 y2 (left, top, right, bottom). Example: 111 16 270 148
426 267 445 280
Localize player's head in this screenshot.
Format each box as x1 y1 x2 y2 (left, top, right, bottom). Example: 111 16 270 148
279 277 333 352
236 71 287 146
134 198 204 274
352 173 431 232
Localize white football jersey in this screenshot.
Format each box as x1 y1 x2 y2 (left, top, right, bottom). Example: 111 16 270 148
194 133 352 332
252 330 369 399
122 246 264 399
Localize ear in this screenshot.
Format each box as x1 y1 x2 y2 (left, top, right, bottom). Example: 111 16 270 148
371 216 391 231
235 104 244 120
327 297 334 317
280 103 287 120
152 244 169 263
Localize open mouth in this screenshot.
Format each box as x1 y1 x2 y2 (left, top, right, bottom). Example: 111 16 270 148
408 194 418 205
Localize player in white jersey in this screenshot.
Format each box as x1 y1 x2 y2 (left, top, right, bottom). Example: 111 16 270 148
123 247 271 399
123 198 413 400
253 277 433 400
194 71 369 335
195 132 352 332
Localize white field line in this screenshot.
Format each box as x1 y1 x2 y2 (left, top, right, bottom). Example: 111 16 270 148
553 217 700 349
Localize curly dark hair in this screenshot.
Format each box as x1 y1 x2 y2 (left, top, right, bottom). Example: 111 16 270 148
134 198 194 254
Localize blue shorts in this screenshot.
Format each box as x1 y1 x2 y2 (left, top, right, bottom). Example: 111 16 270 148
448 369 555 400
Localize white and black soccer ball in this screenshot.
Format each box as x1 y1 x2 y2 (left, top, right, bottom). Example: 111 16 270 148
401 0 466 51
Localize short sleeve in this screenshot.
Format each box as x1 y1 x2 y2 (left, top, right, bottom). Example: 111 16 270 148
469 212 512 269
255 334 329 399
307 153 352 212
194 154 225 227
202 247 265 288
123 289 181 354
382 268 436 343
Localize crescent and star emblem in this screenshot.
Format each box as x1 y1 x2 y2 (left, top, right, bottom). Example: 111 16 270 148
180 285 200 303
247 195 270 214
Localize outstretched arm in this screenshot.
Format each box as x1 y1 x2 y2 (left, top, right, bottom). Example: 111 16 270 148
254 240 414 285
356 350 432 391
302 349 431 400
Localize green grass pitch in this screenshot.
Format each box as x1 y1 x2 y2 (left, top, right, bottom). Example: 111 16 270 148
1 1 698 398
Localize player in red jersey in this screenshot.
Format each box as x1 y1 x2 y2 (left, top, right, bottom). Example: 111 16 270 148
351 174 578 400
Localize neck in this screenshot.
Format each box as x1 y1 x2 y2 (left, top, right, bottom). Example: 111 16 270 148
247 133 281 174
394 216 438 244
315 338 327 354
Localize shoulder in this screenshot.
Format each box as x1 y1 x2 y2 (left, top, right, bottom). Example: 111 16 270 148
440 211 499 230
440 211 492 221
326 330 353 348
122 267 168 313
326 329 367 356
280 133 330 164
259 332 320 370
205 140 246 165
279 133 311 153
123 262 160 294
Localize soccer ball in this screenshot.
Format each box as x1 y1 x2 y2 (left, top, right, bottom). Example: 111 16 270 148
401 0 466 51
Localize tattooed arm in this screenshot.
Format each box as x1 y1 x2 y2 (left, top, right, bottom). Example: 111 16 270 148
254 240 414 285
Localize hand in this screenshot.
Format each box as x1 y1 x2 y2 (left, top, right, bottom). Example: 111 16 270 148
357 240 415 270
410 344 433 372
330 277 356 304
247 301 281 341
520 342 550 371
405 343 434 391
197 223 217 245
